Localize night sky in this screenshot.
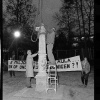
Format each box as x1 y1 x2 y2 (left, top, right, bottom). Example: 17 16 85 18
3 0 62 49
33 0 62 31
3 0 94 60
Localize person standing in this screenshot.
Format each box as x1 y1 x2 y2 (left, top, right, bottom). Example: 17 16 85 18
26 50 38 88
46 28 56 65
81 57 90 87
9 52 16 77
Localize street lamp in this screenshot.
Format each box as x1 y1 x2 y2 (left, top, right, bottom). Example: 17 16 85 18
14 30 21 38
13 30 21 59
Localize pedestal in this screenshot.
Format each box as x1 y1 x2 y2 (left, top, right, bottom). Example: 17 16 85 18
35 54 47 92
35 24 47 92
35 72 47 92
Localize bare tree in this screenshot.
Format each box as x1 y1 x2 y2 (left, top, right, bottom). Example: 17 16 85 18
53 0 94 44
82 0 94 36
3 0 37 36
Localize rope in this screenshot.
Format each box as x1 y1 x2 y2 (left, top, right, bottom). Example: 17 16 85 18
31 32 38 42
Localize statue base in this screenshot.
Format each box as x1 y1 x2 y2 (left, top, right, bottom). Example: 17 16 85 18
35 72 47 92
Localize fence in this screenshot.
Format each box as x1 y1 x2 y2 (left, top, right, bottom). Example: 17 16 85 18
3 48 94 61
55 48 94 61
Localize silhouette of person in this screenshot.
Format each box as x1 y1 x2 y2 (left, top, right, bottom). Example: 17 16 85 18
9 51 16 77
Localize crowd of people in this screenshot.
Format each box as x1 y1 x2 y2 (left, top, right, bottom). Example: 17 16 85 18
4 50 91 88
3 24 91 88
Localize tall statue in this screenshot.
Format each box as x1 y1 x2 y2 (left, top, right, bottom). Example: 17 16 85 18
46 28 56 65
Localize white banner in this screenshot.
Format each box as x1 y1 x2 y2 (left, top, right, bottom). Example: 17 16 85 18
8 60 26 71
56 56 82 71
8 56 82 71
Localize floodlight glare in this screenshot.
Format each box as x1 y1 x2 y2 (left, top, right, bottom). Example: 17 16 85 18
14 31 21 38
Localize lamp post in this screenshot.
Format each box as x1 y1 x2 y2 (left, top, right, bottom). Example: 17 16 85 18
13 30 21 59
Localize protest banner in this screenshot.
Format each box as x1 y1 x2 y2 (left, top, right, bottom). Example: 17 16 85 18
8 60 26 71
55 56 82 71
8 56 82 71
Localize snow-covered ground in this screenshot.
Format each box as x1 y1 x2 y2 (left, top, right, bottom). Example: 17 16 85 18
3 69 94 100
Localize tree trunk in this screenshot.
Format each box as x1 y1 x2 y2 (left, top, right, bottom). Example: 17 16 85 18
88 2 92 36
75 0 82 48
66 10 71 48
80 0 87 56
75 0 82 37
17 0 19 24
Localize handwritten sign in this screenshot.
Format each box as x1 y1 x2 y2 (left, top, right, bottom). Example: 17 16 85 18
56 56 82 71
8 56 82 71
8 60 26 71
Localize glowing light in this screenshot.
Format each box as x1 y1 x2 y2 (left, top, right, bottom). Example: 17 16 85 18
72 43 78 47
81 37 84 40
14 31 21 38
90 36 94 39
